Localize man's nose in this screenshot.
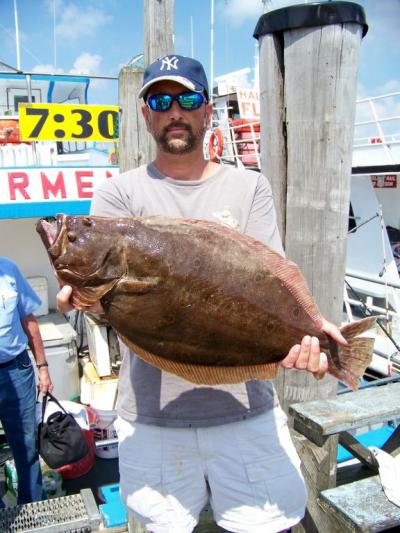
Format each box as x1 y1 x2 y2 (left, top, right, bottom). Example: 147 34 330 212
168 99 184 117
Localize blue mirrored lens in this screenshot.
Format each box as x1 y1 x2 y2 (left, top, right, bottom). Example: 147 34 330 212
147 92 204 111
177 93 204 110
148 94 173 111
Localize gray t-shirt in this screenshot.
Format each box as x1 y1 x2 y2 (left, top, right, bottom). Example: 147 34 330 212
90 163 283 427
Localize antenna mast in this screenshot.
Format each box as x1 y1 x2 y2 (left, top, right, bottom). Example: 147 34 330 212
210 0 214 100
13 0 21 70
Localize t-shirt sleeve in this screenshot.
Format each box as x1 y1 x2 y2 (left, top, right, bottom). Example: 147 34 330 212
244 173 285 256
90 178 134 217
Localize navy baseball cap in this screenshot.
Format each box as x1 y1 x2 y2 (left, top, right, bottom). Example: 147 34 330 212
138 55 209 101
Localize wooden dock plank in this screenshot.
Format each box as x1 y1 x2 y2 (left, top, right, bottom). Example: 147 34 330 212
289 383 400 445
319 475 400 532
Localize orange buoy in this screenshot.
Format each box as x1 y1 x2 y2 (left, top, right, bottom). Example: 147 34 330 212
208 128 224 162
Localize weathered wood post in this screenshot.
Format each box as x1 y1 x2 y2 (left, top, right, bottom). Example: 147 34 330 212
254 3 367 531
144 0 174 66
118 66 152 173
255 1 368 408
118 0 174 173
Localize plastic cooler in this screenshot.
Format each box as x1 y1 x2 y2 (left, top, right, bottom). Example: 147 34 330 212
92 407 118 459
27 276 49 316
80 360 118 410
80 361 119 459
31 312 79 401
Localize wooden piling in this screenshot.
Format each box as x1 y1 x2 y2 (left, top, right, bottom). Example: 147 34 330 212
144 0 174 65
118 0 175 172
255 3 368 531
255 1 367 410
118 67 151 173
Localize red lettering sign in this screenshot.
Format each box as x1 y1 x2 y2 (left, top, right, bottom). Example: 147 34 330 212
8 172 30 200
76 171 94 198
41 171 66 199
371 175 397 188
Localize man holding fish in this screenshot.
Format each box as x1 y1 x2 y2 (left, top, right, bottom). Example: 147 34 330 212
55 56 353 533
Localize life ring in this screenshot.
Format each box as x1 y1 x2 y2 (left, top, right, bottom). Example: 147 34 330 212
208 128 224 162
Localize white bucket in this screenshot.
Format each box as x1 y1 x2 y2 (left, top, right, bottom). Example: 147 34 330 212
92 407 118 459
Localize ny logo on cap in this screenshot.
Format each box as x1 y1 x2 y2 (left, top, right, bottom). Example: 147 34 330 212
160 56 179 71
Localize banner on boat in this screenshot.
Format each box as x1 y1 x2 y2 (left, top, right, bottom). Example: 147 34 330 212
371 175 397 188
236 88 260 120
0 166 119 219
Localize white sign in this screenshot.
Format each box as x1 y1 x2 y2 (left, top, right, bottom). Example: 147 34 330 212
236 88 260 119
0 166 119 218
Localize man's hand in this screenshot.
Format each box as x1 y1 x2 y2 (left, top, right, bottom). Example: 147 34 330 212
280 336 328 380
56 285 104 315
38 367 53 394
56 285 75 313
280 319 347 381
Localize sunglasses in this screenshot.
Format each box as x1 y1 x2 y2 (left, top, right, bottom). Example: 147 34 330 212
146 92 206 112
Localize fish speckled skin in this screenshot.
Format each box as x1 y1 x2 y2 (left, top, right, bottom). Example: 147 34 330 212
36 214 375 388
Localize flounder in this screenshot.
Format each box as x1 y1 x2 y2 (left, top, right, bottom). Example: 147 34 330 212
36 214 376 389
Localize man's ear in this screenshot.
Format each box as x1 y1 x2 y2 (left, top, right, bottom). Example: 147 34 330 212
141 104 151 132
205 102 213 129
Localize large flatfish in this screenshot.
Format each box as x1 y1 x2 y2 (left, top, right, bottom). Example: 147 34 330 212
36 214 375 388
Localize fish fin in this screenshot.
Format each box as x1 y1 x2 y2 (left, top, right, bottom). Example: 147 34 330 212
326 316 377 390
340 315 377 339
114 277 159 294
328 336 375 390
72 280 117 307
118 333 280 385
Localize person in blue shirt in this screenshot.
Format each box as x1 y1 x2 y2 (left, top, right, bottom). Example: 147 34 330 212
0 257 53 504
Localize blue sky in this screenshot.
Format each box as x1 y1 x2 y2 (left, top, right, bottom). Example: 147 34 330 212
1 0 399 106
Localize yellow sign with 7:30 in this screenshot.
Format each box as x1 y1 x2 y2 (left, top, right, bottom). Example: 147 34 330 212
19 103 119 142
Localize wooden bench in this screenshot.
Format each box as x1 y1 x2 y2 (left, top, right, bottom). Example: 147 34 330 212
289 381 400 533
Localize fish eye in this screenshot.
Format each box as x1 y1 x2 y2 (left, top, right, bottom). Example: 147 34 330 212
82 217 92 226
67 231 77 242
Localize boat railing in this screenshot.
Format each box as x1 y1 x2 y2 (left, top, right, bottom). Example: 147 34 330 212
206 91 400 170
353 91 400 168
344 270 400 317
346 269 400 290
205 119 261 169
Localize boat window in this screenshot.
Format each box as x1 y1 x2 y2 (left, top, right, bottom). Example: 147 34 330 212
14 95 36 112
6 87 42 114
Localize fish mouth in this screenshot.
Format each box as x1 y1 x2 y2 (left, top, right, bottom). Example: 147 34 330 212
36 213 65 248
36 214 66 259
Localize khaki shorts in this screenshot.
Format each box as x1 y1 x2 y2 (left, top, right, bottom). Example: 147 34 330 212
115 406 307 533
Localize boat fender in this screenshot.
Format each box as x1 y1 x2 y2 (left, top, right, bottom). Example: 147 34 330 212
208 128 224 162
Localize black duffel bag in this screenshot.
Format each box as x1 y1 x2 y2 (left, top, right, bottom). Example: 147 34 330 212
38 392 89 469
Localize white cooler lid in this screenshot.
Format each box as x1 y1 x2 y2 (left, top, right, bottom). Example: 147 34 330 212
36 312 77 347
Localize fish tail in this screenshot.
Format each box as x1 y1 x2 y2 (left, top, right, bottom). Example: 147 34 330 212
327 316 377 390
340 315 377 339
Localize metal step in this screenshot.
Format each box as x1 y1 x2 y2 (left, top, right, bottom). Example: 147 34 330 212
0 488 100 532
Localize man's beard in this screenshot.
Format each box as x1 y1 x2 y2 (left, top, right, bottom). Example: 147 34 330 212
154 121 206 154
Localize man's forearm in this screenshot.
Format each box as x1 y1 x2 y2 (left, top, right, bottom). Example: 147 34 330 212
21 314 47 365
